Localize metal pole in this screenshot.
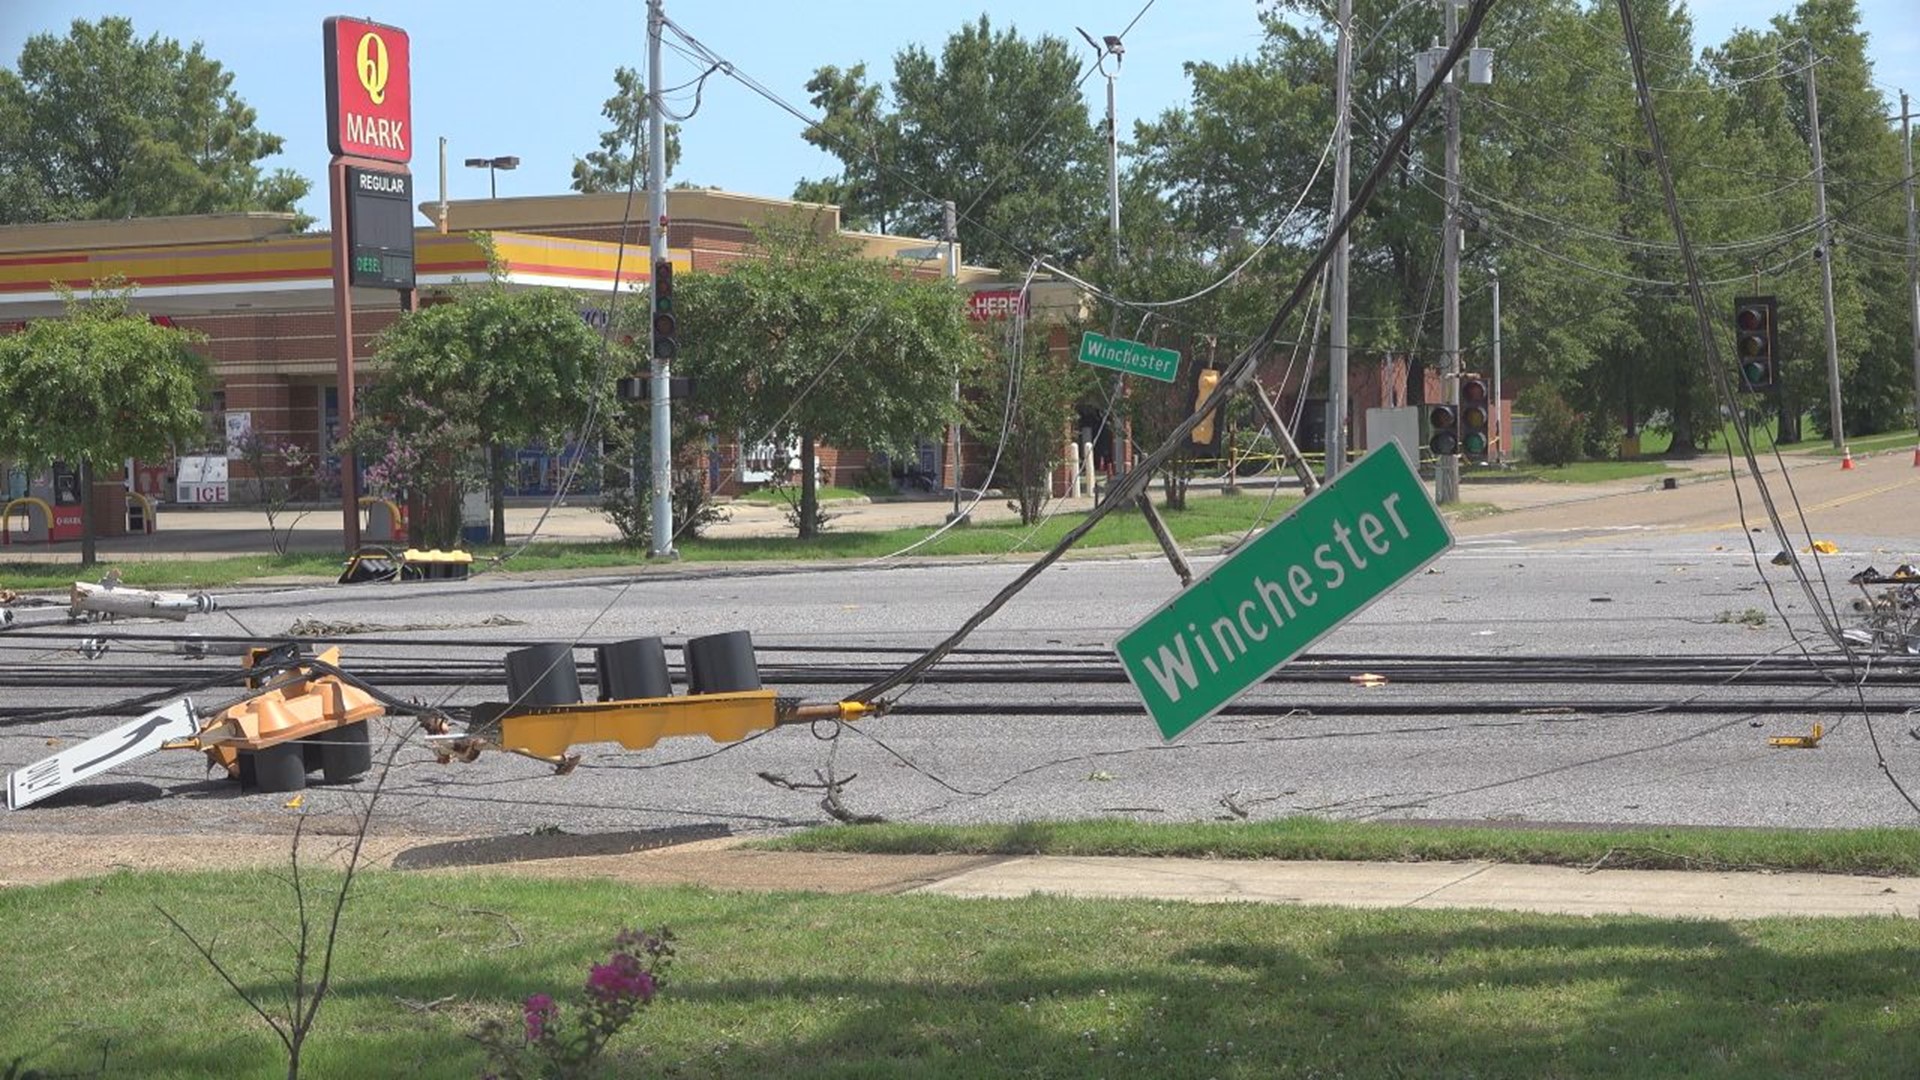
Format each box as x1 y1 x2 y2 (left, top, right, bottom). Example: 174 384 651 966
328 159 361 552
1901 91 1919 453
1805 41 1845 452
1436 0 1462 504
1328 0 1352 478
945 200 969 524
1105 61 1126 478
488 166 497 200
1490 270 1503 464
647 0 676 556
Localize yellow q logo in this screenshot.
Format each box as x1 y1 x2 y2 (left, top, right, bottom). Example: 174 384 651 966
355 32 389 105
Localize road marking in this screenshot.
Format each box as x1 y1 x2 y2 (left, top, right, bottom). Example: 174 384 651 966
1688 474 1920 532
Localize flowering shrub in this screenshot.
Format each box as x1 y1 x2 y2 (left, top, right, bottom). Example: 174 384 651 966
474 926 675 1079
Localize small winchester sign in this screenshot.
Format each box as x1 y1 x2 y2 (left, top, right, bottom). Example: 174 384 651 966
324 16 412 163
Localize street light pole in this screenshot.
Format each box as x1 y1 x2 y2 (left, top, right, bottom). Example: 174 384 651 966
1080 28 1126 478
463 155 519 198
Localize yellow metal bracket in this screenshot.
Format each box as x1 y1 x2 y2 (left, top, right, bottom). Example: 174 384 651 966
1767 722 1824 749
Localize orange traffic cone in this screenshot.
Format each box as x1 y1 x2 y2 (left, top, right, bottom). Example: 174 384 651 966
1912 444 1920 467
1841 446 1854 470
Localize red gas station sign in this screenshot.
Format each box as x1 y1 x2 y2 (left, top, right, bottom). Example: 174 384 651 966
967 289 1029 321
323 16 411 163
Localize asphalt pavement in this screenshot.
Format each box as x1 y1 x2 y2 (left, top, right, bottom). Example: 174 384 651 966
4 444 1918 915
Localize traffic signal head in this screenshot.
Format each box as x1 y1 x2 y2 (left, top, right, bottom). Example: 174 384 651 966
1427 402 1459 456
1733 295 1777 392
1458 374 1490 461
652 259 677 361
1190 368 1222 448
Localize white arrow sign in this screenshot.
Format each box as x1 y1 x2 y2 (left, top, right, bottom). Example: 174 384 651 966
6 699 198 810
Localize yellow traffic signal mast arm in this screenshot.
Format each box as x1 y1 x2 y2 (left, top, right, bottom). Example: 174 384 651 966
460 693 880 767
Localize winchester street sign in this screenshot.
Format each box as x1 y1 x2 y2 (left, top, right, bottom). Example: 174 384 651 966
1077 330 1180 383
1115 444 1451 740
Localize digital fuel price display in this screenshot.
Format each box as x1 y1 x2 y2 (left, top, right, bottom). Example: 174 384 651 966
346 167 416 290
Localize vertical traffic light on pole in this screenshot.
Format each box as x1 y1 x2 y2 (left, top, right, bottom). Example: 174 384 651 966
1427 399 1459 457
652 259 677 362
1189 367 1222 449
1458 374 1490 462
1733 295 1777 392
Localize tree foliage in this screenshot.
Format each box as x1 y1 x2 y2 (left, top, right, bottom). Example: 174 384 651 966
0 17 308 225
0 282 208 563
965 321 1099 525
676 223 981 537
795 16 1105 269
1119 0 1915 461
351 273 606 546
571 66 683 194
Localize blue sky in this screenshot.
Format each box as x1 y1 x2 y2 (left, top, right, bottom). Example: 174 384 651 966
5 1 1916 226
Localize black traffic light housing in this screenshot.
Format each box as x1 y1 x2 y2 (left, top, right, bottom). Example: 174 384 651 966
1733 295 1777 392
1427 400 1459 457
1458 374 1490 462
651 258 677 362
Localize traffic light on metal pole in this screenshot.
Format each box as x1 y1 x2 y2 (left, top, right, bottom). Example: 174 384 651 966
1190 367 1221 448
1458 374 1490 462
1733 295 1776 392
652 259 677 361
1428 398 1459 457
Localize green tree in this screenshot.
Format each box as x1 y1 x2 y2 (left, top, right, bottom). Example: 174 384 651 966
352 272 606 547
0 17 308 225
965 320 1098 525
571 66 682 193
795 16 1105 268
0 283 208 565
677 223 980 538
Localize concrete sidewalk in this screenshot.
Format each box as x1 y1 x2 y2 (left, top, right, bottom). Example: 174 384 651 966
3 829 1913 919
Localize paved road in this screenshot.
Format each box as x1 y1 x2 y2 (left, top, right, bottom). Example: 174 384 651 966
2 447 1916 838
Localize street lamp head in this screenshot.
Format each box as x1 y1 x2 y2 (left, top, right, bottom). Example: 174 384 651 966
464 155 521 169
1102 35 1124 55
495 156 521 170
463 158 489 168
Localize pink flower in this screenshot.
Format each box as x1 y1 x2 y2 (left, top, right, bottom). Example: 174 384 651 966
585 954 654 1003
523 992 556 1042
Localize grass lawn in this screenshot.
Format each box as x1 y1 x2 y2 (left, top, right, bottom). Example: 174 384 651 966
0 492 1303 593
1808 428 1917 456
729 483 875 505
762 818 1920 877
1621 415 1916 459
2 868 1916 1079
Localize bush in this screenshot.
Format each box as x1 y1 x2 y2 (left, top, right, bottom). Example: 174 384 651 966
1520 388 1582 467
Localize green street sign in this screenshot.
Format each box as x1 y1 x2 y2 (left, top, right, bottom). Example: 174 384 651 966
1115 443 1452 741
1077 331 1180 383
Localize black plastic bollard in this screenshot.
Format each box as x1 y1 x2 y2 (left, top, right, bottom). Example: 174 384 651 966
684 630 761 694
504 643 584 707
596 637 673 701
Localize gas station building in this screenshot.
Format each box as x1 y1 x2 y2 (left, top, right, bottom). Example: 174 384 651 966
0 189 1067 526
